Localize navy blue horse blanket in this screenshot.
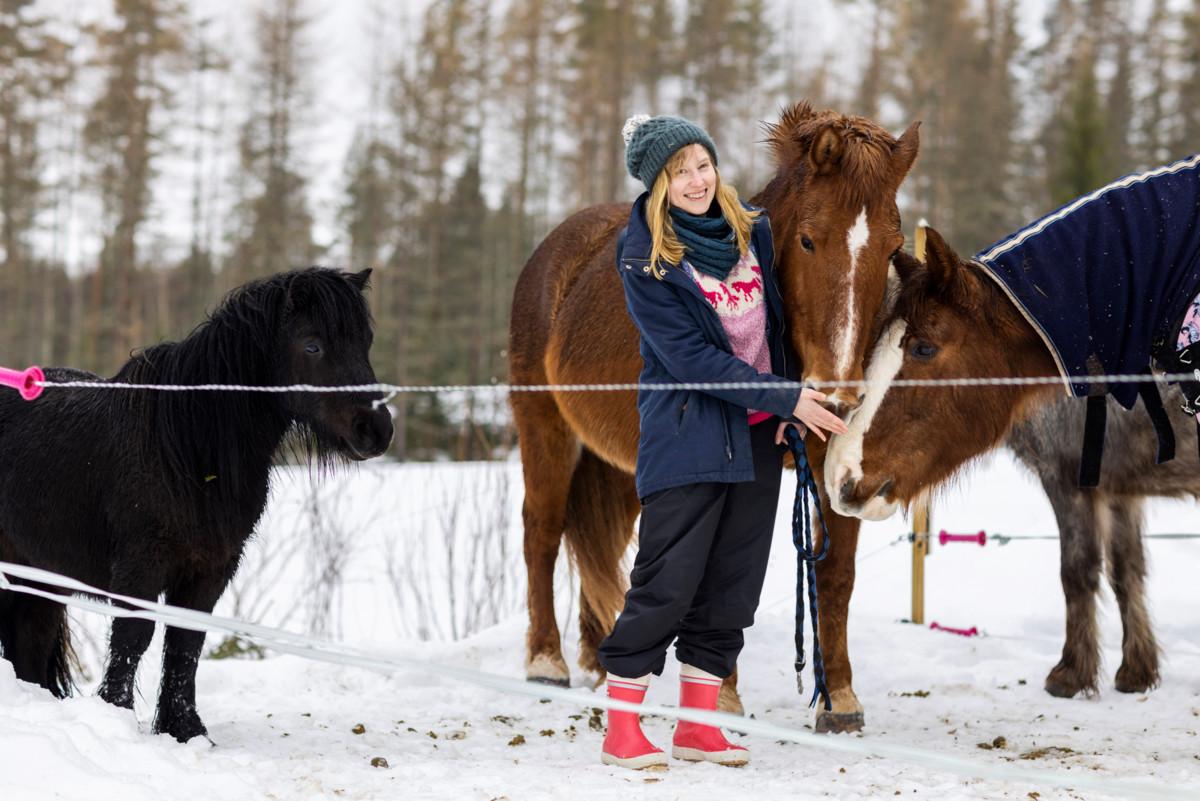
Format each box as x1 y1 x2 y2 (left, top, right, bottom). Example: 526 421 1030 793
973 153 1200 410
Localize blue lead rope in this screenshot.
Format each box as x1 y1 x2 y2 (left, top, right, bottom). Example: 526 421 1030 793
784 426 832 711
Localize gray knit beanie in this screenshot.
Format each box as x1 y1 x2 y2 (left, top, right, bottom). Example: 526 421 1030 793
622 114 719 191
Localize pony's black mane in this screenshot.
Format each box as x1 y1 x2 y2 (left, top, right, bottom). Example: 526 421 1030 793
112 268 372 525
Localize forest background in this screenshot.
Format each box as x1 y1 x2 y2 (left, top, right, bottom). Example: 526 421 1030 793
2 0 1198 459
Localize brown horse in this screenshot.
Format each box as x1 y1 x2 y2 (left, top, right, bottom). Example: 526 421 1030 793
825 225 1179 697
509 102 919 731
825 224 1059 520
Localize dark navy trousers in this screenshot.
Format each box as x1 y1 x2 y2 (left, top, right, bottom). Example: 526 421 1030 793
597 419 784 679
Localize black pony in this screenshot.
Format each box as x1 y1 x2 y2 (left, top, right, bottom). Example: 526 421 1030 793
0 267 393 742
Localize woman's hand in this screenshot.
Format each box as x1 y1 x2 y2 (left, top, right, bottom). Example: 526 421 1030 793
786 388 849 442
775 421 805 445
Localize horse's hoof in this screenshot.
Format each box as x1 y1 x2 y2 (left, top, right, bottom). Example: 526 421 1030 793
1114 664 1159 694
814 710 864 734
1043 664 1095 699
717 684 744 716
525 653 570 687
527 675 570 688
154 710 209 744
1043 678 1082 698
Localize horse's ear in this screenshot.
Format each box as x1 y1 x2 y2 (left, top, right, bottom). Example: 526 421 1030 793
893 248 923 284
890 120 921 184
349 268 372 290
809 126 844 175
922 226 960 289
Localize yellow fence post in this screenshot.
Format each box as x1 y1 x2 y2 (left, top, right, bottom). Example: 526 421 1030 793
911 494 931 624
910 220 932 625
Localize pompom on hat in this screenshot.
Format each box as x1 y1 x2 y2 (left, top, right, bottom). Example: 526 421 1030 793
622 114 719 191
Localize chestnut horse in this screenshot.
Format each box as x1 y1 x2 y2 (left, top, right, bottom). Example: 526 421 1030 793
509 102 919 732
825 224 1189 697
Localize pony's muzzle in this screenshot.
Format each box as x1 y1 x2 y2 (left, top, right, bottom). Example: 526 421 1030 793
349 406 394 460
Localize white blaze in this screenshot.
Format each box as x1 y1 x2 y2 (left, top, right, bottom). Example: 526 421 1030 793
825 316 907 519
835 207 871 378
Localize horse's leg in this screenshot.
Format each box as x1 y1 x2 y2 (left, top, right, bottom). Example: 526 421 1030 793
812 507 864 733
153 559 240 743
1043 486 1103 698
97 560 166 709
0 587 73 697
1103 497 1160 693
568 450 639 682
513 392 580 685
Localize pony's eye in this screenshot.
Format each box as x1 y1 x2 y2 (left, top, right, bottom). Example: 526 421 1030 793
304 342 322 355
910 340 939 360
800 236 815 253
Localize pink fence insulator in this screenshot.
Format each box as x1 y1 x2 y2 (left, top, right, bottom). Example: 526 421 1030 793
930 621 979 637
938 529 987 547
0 365 44 401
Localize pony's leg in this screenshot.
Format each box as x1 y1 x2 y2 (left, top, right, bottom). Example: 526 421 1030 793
569 450 639 682
153 560 239 743
514 392 580 686
812 507 864 733
1104 498 1160 693
97 563 165 709
1043 487 1103 698
0 588 73 697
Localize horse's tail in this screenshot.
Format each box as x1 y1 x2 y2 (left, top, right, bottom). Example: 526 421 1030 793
562 448 639 675
0 588 76 698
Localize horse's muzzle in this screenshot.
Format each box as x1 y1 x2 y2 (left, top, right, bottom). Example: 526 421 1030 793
347 406 394 460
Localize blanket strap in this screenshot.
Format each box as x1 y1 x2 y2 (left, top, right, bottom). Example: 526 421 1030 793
1136 380 1176 465
1079 395 1107 488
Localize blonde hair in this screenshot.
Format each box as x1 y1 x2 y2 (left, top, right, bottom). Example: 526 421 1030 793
646 147 759 279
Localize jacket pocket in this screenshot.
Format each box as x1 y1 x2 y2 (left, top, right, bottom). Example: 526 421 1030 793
675 392 691 435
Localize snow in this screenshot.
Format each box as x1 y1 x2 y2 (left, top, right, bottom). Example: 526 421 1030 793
3 451 1200 800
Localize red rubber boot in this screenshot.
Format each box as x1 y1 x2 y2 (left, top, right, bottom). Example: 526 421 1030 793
672 665 749 766
600 676 668 770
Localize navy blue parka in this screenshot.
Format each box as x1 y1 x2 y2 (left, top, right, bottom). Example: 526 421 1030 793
618 193 802 498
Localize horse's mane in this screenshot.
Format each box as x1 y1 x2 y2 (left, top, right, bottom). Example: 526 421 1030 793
760 101 900 210
895 257 1023 337
113 268 372 521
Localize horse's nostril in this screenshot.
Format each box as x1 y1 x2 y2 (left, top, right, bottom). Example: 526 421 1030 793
839 477 857 507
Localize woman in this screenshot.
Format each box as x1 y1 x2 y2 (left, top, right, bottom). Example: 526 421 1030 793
598 114 847 770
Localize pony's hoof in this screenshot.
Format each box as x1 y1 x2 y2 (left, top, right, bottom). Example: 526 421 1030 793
155 710 209 744
814 710 864 734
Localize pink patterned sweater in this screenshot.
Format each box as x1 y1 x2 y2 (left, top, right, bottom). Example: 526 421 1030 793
686 248 774 424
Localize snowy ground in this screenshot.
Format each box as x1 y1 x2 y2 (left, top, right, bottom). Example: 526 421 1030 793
3 451 1200 800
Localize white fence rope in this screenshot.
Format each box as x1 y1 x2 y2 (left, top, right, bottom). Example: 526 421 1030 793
27 369 1200 395
0 560 1193 800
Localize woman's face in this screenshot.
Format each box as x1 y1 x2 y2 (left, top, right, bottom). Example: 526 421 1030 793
667 143 717 215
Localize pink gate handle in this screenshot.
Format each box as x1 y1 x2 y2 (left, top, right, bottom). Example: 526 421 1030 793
930 621 979 637
0 365 45 401
938 529 987 546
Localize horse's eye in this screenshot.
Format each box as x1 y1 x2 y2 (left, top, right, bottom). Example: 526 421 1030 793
800 235 815 253
304 342 322 355
910 340 939 360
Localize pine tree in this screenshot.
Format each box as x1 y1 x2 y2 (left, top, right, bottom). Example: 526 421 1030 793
81 0 186 370
224 0 317 288
0 1 71 363
1179 0 1200 154
1050 39 1107 205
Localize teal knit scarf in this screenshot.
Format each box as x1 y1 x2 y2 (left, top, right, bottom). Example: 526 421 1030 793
669 206 741 281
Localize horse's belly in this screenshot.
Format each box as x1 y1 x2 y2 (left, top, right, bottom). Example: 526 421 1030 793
545 266 642 473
